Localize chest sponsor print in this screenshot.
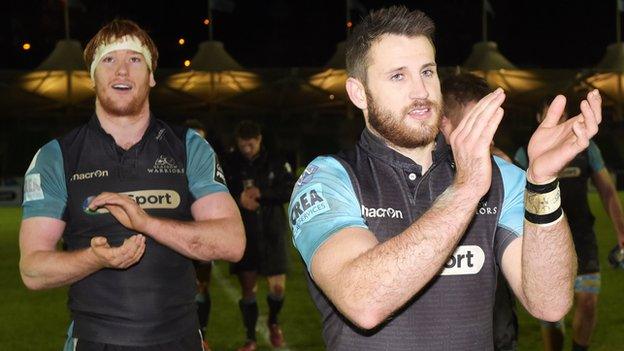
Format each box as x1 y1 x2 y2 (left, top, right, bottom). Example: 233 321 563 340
83 189 181 214
290 183 330 238
440 245 485 276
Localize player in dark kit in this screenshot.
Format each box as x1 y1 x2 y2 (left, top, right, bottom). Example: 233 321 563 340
289 6 602 350
18 20 245 351
224 120 295 351
514 98 624 351
440 72 518 351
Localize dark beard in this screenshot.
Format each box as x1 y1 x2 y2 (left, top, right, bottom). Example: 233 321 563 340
97 85 150 117
367 93 440 149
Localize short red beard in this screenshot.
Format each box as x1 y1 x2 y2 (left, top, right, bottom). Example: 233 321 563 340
366 90 441 149
96 80 151 117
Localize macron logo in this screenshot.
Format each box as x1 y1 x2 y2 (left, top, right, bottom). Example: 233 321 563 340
71 169 109 181
361 205 403 219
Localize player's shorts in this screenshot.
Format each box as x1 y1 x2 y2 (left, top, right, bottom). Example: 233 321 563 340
64 322 204 351
230 228 288 276
571 229 600 275
193 260 213 282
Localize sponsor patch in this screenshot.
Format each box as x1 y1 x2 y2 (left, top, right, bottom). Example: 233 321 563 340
23 174 44 202
296 164 319 187
361 205 404 219
214 157 226 185
440 245 485 276
83 190 181 214
290 183 330 238
559 166 581 179
71 169 109 182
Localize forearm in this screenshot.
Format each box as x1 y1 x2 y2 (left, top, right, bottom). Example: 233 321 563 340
330 184 479 327
145 216 245 262
20 248 101 290
520 217 576 321
604 192 624 238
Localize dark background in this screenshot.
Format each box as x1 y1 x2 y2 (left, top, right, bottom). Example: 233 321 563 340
1 0 619 70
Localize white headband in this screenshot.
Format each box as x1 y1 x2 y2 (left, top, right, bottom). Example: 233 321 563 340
89 35 153 81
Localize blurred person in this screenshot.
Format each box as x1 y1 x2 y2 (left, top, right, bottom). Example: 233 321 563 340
441 72 518 351
184 118 217 351
289 6 602 350
514 97 624 351
18 19 245 351
224 120 295 351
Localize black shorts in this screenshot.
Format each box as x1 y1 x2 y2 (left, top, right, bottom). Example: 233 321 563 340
230 229 288 276
71 331 203 351
571 229 600 275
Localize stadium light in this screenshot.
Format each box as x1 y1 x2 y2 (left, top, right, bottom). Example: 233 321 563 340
178 38 186 46
22 42 31 51
184 59 191 67
203 18 210 25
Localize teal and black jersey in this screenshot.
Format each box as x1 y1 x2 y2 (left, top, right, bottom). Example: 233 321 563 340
289 129 526 350
23 115 228 346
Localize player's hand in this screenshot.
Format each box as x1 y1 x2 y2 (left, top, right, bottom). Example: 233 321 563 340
448 88 506 197
88 192 151 233
526 90 602 184
90 234 146 269
240 189 260 211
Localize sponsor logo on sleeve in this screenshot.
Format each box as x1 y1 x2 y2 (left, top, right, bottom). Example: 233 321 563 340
24 173 44 202
290 183 330 238
440 245 485 276
214 157 226 185
148 155 185 174
295 164 319 187
83 190 181 214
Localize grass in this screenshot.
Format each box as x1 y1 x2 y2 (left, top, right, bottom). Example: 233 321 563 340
1 193 623 350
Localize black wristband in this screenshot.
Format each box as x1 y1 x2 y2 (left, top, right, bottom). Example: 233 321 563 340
524 207 563 225
526 178 558 194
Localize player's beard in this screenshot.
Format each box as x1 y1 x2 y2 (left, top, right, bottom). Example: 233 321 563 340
97 80 151 117
366 91 441 149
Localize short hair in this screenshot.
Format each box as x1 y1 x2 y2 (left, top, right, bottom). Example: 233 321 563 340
184 119 206 133
442 73 491 118
345 6 435 82
235 120 262 140
84 19 159 72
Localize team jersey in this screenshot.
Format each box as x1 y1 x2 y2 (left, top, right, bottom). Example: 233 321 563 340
23 115 228 346
289 129 526 350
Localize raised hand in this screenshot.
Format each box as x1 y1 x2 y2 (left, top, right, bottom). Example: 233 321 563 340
90 234 146 269
448 88 506 197
527 90 602 184
88 192 151 233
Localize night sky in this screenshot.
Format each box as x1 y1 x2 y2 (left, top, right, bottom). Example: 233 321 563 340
1 0 619 71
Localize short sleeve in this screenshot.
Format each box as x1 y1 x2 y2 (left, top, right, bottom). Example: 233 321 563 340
494 156 526 264
587 140 605 173
186 129 229 200
22 140 68 220
288 156 368 269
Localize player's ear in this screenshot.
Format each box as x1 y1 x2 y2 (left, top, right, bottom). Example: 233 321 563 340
346 77 367 110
